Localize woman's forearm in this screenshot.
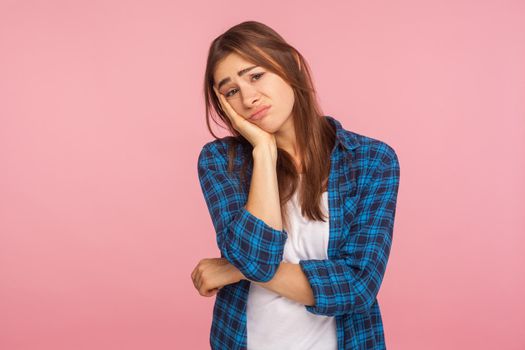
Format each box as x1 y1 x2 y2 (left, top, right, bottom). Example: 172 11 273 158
249 262 315 306
243 142 313 304
245 142 283 231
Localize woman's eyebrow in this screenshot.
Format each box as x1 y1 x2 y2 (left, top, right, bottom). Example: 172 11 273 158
217 66 258 90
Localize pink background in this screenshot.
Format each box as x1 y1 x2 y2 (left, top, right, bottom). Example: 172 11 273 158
1 1 524 349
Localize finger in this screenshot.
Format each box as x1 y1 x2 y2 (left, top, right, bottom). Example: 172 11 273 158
212 86 223 104
213 87 227 112
199 281 209 296
212 85 220 97
191 264 201 285
191 272 198 290
194 273 201 289
213 86 226 103
195 271 202 290
205 288 219 297
216 91 230 114
213 88 239 124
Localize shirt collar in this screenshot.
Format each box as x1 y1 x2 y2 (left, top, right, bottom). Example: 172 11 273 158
324 115 360 151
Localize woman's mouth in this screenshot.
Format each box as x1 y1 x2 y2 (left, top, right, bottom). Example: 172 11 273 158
249 106 271 120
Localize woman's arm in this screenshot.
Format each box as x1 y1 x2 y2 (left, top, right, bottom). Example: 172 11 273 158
192 140 286 296
195 88 288 283
298 144 400 316
248 262 315 306
246 142 282 231
243 143 400 316
197 140 288 283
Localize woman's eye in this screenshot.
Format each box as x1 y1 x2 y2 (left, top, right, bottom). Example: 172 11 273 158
225 73 264 97
252 72 264 80
225 89 238 97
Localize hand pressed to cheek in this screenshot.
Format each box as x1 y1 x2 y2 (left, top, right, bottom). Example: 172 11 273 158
213 86 244 126
211 83 276 149
212 86 229 116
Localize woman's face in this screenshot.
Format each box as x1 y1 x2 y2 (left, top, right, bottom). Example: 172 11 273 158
213 52 295 133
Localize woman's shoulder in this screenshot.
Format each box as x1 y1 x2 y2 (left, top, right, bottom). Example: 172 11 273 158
326 115 398 165
334 126 400 196
350 131 397 160
335 122 399 170
200 136 250 157
198 136 252 171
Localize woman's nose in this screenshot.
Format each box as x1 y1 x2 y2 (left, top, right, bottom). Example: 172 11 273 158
241 86 260 108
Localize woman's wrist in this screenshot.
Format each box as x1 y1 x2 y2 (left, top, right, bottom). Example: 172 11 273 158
230 264 245 283
252 141 277 164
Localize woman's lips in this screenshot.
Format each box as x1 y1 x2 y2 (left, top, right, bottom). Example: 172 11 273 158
249 106 271 120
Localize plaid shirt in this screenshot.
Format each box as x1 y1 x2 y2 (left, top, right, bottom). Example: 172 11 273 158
197 115 400 350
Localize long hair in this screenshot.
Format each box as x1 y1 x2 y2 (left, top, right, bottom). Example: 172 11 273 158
203 21 336 230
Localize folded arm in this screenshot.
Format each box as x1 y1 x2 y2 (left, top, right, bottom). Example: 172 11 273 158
299 144 401 316
247 144 400 317
197 140 287 282
248 262 315 306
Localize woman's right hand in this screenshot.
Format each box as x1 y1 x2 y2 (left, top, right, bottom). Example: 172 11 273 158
213 86 276 149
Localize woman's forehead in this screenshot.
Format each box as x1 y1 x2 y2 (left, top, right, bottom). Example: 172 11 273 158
215 53 254 75
214 54 259 86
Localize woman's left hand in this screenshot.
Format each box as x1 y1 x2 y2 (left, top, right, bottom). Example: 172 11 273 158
191 258 245 297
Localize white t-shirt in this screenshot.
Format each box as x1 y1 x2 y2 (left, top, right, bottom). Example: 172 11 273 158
246 176 337 350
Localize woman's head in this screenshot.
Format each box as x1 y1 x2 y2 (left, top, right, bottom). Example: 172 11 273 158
203 21 336 226
212 51 295 135
204 21 323 140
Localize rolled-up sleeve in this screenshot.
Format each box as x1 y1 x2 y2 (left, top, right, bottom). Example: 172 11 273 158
299 144 400 317
197 141 288 282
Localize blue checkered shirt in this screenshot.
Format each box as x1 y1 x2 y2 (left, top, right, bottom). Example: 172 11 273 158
197 115 400 349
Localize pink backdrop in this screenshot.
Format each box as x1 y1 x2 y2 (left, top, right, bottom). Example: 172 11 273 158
1 1 524 349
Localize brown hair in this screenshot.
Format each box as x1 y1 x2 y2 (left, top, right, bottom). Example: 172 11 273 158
203 20 336 230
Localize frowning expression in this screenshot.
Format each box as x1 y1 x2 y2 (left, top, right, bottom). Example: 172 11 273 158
213 52 295 133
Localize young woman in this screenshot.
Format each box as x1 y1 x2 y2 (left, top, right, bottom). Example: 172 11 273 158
191 21 401 350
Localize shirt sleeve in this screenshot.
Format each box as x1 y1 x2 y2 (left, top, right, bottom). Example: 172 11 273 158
298 143 401 317
197 141 288 282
